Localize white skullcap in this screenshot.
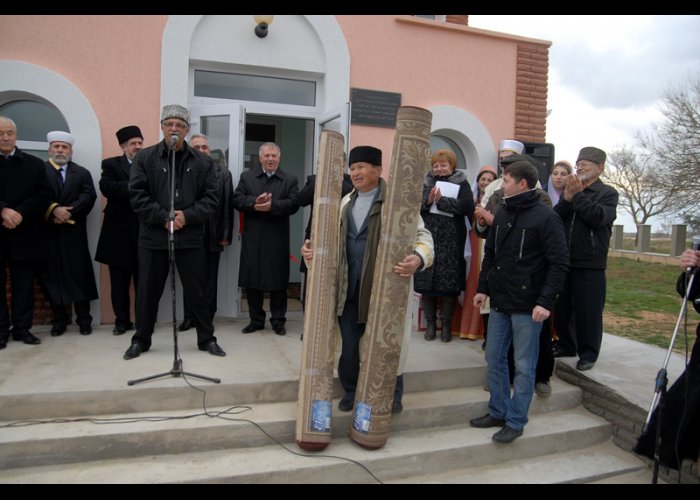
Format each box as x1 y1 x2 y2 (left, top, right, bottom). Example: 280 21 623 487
47 131 75 146
498 139 524 154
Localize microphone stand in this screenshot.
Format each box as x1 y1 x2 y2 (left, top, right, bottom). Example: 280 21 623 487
641 270 695 483
128 138 220 386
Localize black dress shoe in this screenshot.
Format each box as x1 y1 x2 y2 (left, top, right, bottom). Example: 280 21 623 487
338 396 354 412
12 330 41 345
124 342 145 360
469 413 506 428
200 341 226 357
0 332 8 350
79 324 92 335
492 425 523 443
273 326 286 336
178 318 195 332
391 400 403 414
552 344 576 358
113 326 127 335
576 359 595 371
242 323 263 334
51 323 67 337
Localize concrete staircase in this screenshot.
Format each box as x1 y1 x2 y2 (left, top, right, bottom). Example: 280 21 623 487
0 339 652 483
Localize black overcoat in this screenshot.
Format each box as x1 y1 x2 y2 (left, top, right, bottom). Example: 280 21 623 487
41 161 98 304
95 155 139 269
0 148 50 261
232 167 299 291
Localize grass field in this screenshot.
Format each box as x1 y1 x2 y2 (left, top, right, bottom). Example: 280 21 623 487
604 256 699 353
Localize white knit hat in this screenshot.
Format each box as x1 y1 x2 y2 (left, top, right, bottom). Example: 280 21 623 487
46 131 75 146
498 139 524 154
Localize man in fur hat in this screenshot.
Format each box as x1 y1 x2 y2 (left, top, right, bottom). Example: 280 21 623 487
96 125 144 335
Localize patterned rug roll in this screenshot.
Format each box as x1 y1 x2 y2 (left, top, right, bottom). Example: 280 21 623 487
295 130 346 450
350 106 433 449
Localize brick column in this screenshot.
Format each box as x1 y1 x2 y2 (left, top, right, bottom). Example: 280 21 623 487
515 43 549 143
446 15 468 26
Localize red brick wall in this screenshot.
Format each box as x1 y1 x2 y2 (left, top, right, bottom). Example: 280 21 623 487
446 15 468 26
4 267 56 326
515 43 549 143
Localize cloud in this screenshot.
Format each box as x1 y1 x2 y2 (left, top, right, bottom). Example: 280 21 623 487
471 15 700 109
551 16 700 108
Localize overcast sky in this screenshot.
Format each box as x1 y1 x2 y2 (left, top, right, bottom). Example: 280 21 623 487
469 15 700 230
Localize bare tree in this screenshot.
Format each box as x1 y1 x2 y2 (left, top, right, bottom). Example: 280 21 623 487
602 148 676 234
641 75 700 222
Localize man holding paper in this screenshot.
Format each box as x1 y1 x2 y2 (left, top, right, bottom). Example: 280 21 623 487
414 149 474 342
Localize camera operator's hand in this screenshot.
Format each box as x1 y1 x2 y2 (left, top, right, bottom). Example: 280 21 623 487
680 249 699 271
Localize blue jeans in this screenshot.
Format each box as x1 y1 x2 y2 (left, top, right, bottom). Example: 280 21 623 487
485 309 542 431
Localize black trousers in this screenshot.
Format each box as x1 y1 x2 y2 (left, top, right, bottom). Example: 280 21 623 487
0 258 37 332
337 291 404 402
246 288 287 329
109 265 138 329
51 300 92 327
183 248 220 323
555 268 606 363
132 247 215 349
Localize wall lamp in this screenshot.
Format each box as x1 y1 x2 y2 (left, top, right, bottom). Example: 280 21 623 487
254 15 274 38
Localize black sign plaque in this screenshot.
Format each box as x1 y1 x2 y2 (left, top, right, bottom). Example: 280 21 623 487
350 88 402 128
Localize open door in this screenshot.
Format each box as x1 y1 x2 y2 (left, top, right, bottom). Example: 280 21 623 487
314 102 350 170
190 104 246 318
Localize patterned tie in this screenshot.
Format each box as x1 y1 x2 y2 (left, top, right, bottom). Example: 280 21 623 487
266 171 273 178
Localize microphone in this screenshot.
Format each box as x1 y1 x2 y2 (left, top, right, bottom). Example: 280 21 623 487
168 134 179 149
687 235 700 273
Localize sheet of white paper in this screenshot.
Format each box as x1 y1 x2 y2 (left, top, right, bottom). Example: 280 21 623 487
429 181 459 217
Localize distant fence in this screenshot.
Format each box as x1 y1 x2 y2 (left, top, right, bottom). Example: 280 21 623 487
609 224 688 265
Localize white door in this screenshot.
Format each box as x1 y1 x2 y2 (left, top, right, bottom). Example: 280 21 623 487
190 104 246 318
314 102 351 168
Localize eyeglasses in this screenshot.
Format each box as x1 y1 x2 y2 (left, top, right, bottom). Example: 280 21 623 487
162 121 188 130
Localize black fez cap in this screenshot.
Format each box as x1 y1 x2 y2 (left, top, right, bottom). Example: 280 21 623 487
116 125 143 145
576 146 606 165
349 146 382 167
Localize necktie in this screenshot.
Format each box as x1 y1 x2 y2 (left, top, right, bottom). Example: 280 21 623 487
266 171 273 178
58 167 65 186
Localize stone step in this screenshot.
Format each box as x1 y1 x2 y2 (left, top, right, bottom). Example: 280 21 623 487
0 379 581 469
0 407 609 484
388 441 648 483
0 364 487 421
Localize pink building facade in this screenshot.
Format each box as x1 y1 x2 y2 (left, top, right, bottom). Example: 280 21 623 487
0 15 550 325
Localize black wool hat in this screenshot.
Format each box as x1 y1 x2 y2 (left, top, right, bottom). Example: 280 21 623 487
349 146 382 166
116 125 143 145
577 146 606 165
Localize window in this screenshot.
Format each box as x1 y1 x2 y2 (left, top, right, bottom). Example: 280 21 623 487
0 99 69 159
194 70 316 107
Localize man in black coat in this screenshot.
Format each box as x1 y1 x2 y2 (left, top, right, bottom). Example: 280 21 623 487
95 125 143 335
232 142 299 336
471 161 568 443
124 104 225 360
552 146 619 371
178 134 234 332
0 116 50 348
635 248 700 476
38 131 99 336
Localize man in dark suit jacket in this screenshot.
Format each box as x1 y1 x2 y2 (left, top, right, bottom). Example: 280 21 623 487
232 142 299 336
95 126 143 335
38 131 99 336
0 116 51 348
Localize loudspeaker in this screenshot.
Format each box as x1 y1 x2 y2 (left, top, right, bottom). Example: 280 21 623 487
522 141 555 185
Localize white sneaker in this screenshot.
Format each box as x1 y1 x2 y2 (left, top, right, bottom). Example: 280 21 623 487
535 382 551 396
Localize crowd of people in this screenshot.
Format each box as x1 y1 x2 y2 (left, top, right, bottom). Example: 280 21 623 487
12 104 696 453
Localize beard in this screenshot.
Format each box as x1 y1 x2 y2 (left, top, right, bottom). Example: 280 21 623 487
50 154 70 166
